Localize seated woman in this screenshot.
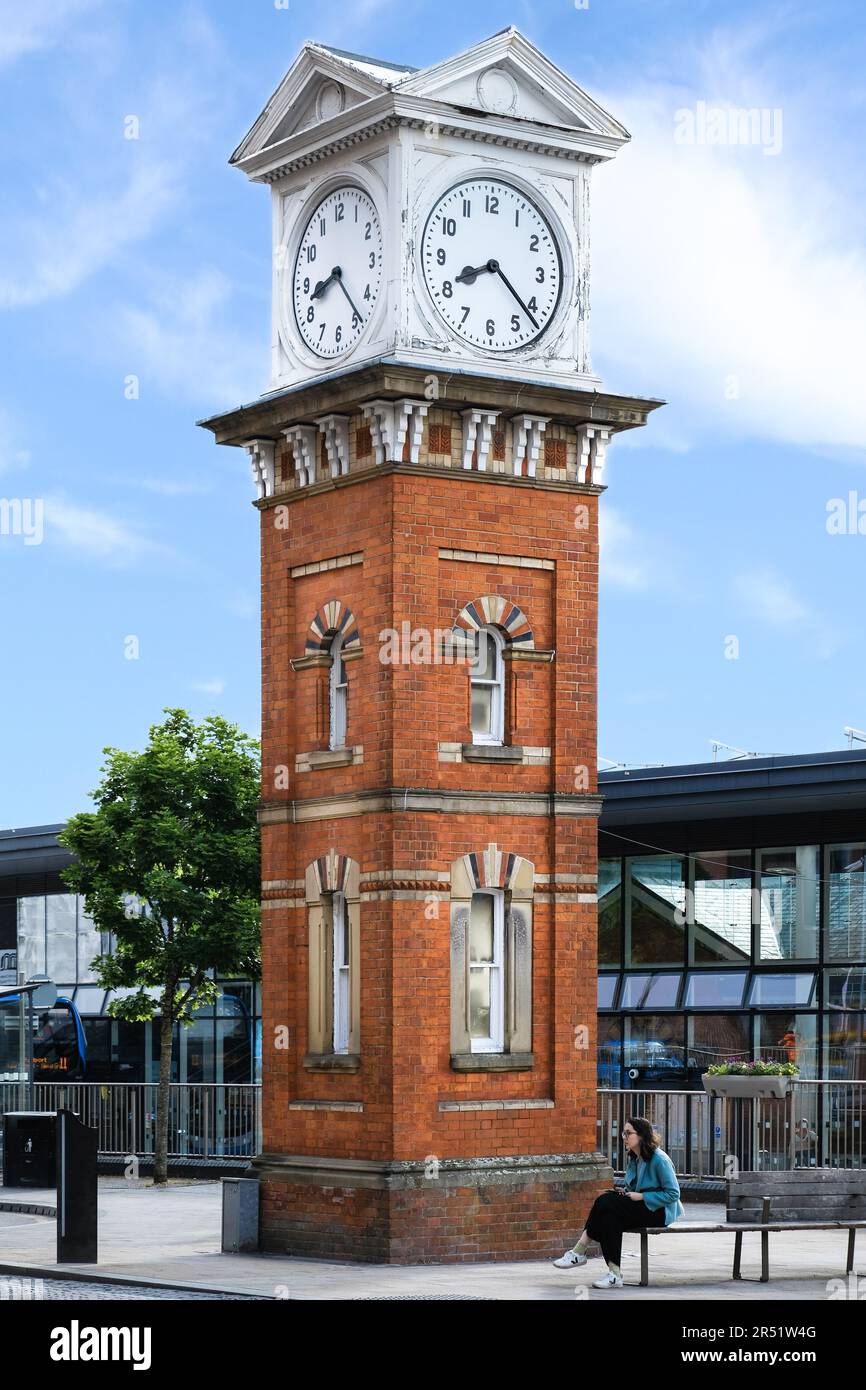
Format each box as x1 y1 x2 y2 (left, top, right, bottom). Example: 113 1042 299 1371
553 1115 684 1288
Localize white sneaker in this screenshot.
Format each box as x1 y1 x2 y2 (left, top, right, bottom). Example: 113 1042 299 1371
553 1248 587 1268
592 1272 624 1289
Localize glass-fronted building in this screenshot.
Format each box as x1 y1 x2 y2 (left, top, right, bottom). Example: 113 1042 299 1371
4 747 865 1092
597 749 866 1089
0 825 261 1084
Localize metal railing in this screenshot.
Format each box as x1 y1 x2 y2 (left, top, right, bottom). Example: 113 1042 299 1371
1 1079 864 1174
597 1080 866 1176
0 1082 262 1161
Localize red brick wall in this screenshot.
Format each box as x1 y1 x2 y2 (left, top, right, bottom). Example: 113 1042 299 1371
259 467 600 1172
260 1169 613 1264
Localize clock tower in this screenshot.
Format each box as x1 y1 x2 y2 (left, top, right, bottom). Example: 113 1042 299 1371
201 28 662 1263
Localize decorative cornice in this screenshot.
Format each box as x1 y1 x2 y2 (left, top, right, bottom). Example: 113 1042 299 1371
282 424 317 487
199 362 663 449
511 414 549 478
362 397 429 465
243 439 276 499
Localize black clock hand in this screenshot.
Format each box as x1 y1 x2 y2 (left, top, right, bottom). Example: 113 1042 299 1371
333 270 364 325
492 261 539 330
311 266 341 300
456 260 498 285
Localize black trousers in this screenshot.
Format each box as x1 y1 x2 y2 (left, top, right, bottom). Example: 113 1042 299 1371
585 1190 666 1266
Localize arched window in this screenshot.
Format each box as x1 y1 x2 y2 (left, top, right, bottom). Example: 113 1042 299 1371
470 625 505 745
449 846 535 1069
469 888 504 1052
328 632 348 750
332 889 350 1054
305 854 360 1067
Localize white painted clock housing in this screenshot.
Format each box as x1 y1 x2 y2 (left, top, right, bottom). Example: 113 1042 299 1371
231 29 630 393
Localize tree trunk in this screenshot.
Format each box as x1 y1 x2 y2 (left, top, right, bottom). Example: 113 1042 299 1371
154 998 174 1186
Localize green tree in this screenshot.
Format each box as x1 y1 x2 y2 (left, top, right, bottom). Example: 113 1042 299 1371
59 709 260 1185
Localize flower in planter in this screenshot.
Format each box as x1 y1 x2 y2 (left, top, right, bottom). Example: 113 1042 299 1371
705 1060 799 1077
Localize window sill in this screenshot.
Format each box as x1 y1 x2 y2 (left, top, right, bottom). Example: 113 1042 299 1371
450 1052 534 1072
298 747 355 769
303 1052 360 1072
461 743 524 764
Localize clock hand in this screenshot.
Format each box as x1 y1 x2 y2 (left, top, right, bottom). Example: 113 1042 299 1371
333 269 364 325
456 260 498 285
311 266 341 300
492 262 539 330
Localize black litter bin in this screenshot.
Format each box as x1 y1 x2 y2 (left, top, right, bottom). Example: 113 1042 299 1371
2 1112 57 1187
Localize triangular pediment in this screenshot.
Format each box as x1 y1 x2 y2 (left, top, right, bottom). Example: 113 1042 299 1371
231 44 415 165
231 29 628 176
395 28 629 140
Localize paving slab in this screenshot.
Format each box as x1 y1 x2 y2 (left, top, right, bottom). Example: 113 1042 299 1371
1 1182 863 1300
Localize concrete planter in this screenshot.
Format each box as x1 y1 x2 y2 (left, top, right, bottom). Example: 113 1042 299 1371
702 1073 791 1099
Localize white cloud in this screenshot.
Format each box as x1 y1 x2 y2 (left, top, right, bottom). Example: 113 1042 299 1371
0 0 105 69
598 505 650 590
105 475 213 497
593 41 866 455
191 678 226 697
733 567 810 626
43 494 163 564
113 268 264 405
0 411 32 473
0 163 179 309
732 565 843 659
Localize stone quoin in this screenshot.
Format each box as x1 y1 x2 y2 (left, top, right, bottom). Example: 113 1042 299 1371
200 27 663 1262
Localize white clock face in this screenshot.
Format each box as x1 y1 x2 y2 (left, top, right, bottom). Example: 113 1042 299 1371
421 178 562 352
292 186 383 359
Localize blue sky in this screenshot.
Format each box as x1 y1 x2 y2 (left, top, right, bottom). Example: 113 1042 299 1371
1 0 865 824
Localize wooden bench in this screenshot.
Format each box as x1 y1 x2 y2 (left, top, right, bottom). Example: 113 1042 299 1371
632 1169 866 1287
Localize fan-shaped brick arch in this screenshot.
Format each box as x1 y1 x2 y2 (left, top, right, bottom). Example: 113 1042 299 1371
451 844 535 899
452 594 534 649
305 600 360 654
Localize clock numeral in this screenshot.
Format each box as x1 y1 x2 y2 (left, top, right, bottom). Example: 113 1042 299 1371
442 217 457 236
462 198 471 217
354 203 358 222
535 267 545 283
530 234 539 252
306 244 317 263
515 209 520 227
485 318 495 336
365 221 372 240
460 306 470 325
485 194 499 214
363 284 371 301
306 305 315 323
318 322 326 341
336 325 342 344
527 296 538 313
335 201 345 222
303 276 310 294
442 280 453 298
319 218 325 237
511 314 520 332
352 312 361 329
436 248 446 266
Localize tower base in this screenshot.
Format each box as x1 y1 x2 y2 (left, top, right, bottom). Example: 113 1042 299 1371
252 1152 613 1264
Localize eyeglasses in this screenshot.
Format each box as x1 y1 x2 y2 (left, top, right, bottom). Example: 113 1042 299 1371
622 1130 636 1138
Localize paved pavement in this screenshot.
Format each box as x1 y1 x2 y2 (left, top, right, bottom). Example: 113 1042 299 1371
0 1181 862 1300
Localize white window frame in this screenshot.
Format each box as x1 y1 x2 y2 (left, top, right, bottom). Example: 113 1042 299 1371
328 632 348 750
470 625 505 746
332 890 349 1053
468 888 505 1053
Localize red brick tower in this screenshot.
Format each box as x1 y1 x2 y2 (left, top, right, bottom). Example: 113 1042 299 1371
202 30 660 1261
